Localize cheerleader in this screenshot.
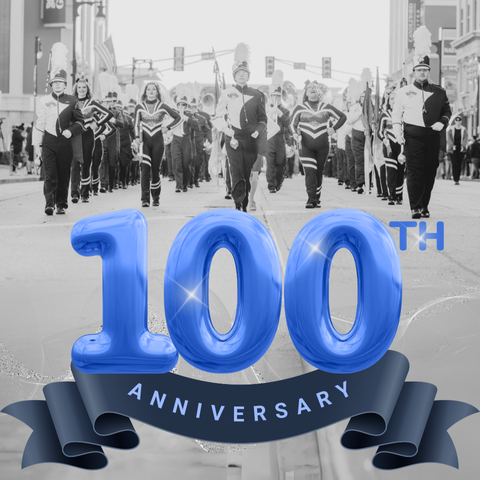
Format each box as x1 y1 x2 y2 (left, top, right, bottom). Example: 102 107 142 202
72 76 113 202
378 87 405 205
290 81 346 208
134 83 181 207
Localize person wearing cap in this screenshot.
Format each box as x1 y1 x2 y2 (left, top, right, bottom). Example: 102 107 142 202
32 67 84 215
215 49 267 211
378 87 405 205
190 98 212 187
195 99 213 182
71 76 113 202
170 96 199 193
446 116 468 186
99 91 122 193
115 99 135 189
266 85 291 194
392 30 452 219
134 82 182 206
290 80 346 208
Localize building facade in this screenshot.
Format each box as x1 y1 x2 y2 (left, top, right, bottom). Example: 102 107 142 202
389 0 457 85
452 0 480 135
0 0 108 153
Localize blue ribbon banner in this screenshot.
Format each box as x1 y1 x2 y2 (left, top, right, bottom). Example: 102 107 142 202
2 351 477 471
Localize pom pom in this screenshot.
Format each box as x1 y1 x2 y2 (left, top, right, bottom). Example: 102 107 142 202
271 70 284 88
234 43 250 64
50 42 68 74
413 26 432 56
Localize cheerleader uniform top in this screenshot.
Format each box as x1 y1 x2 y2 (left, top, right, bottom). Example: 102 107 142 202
134 100 182 138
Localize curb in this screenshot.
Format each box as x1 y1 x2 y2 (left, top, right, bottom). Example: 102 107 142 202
0 176 42 185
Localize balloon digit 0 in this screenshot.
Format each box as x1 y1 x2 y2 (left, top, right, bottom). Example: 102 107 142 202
284 209 402 374
164 210 282 374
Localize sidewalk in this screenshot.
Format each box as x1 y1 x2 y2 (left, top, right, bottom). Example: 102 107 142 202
0 164 42 184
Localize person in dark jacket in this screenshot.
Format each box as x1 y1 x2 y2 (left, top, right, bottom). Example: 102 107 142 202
215 43 267 211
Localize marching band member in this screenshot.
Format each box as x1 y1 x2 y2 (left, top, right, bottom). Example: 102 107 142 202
392 26 452 219
134 82 182 207
171 94 199 193
71 75 113 202
290 80 346 208
196 98 213 182
215 43 267 212
116 97 135 189
378 86 404 205
32 43 84 215
190 98 212 187
266 70 291 194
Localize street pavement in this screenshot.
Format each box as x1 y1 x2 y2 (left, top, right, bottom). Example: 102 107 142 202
0 168 479 480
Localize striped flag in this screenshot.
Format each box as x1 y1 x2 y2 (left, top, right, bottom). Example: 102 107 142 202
95 36 117 73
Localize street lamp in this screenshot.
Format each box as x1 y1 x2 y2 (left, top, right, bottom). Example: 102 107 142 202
72 0 106 84
132 58 154 84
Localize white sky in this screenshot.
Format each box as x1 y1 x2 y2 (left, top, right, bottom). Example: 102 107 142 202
108 0 390 89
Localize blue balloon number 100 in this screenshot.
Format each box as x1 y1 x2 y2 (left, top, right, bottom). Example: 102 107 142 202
71 209 401 375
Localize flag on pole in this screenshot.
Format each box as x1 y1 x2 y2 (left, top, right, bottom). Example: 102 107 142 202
374 67 380 126
95 36 117 74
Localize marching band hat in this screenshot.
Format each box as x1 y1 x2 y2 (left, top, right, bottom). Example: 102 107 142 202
50 69 68 84
177 95 189 106
49 43 69 85
232 43 250 77
413 26 432 70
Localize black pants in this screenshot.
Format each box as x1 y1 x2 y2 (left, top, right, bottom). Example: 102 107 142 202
351 129 365 188
404 124 440 211
299 139 329 205
345 136 356 188
192 139 204 185
79 129 95 199
225 126 259 210
450 150 464 182
337 148 347 183
385 141 404 201
266 134 286 190
42 132 73 210
171 135 192 190
140 132 164 203
70 160 82 199
91 138 102 193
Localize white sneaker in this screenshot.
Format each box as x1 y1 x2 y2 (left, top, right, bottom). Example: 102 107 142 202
250 200 256 211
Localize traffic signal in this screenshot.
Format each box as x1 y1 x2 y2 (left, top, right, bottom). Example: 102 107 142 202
265 56 275 77
174 47 184 71
322 57 331 78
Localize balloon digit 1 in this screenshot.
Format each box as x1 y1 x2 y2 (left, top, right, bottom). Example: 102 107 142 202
164 209 282 374
70 209 178 374
284 209 402 374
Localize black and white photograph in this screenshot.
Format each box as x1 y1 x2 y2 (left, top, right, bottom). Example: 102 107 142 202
1 1 479 479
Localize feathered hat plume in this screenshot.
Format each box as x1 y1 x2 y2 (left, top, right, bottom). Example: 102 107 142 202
175 83 190 106
360 68 373 92
99 72 111 100
125 83 139 104
269 70 284 95
49 42 68 84
413 25 432 70
232 43 251 76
